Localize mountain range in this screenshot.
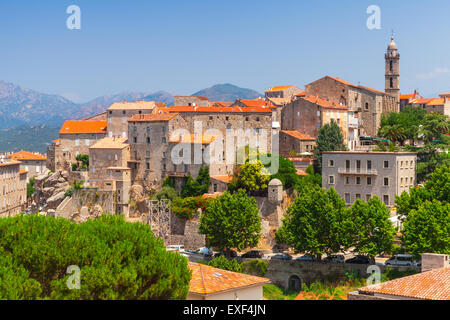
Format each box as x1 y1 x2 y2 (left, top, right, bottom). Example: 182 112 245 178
0 81 263 152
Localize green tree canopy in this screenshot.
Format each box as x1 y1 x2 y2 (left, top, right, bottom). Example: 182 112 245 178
348 197 396 259
277 186 350 259
402 200 450 257
181 166 210 198
199 190 261 251
0 215 191 300
313 119 347 173
235 159 271 193
379 106 427 144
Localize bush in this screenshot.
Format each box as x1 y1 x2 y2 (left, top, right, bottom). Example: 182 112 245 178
171 196 210 220
241 260 268 277
26 177 35 199
0 215 191 300
204 256 243 273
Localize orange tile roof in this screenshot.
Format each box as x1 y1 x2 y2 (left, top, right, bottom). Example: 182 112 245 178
211 101 234 107
281 130 315 141
211 175 234 184
8 150 47 161
59 120 107 135
19 169 28 174
439 92 450 97
188 262 270 295
128 113 179 122
358 268 450 300
107 100 157 111
238 99 268 108
266 85 294 92
302 96 348 110
427 98 445 106
411 98 433 104
295 90 306 97
169 134 216 145
167 106 272 114
400 94 415 100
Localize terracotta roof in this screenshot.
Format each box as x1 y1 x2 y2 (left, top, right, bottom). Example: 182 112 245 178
427 98 445 106
19 169 28 174
59 120 107 135
89 137 128 149
211 175 234 184
411 98 433 104
296 169 308 176
188 262 270 296
238 99 268 108
266 85 294 92
0 161 21 167
295 90 306 97
8 150 47 161
302 96 348 110
211 101 234 107
358 268 450 300
267 97 292 106
439 92 450 97
167 106 272 114
128 113 179 122
400 94 415 100
169 134 215 145
281 130 315 141
107 100 157 111
327 76 358 88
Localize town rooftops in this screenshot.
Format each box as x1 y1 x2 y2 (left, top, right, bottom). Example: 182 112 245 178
237 99 269 108
107 100 157 111
167 106 272 113
210 175 234 184
188 262 270 296
128 113 180 122
89 137 128 149
8 150 47 161
315 76 387 96
266 85 295 92
400 94 416 100
281 130 315 141
427 98 445 106
211 101 234 107
0 160 21 167
59 120 107 135
302 95 348 110
411 98 434 104
357 267 450 300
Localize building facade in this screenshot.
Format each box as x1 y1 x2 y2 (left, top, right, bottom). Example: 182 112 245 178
8 150 47 180
322 151 417 208
0 160 27 217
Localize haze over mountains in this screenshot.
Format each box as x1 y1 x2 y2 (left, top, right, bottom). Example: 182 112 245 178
0 81 263 152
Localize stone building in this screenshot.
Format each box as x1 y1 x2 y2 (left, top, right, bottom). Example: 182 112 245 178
88 137 131 216
55 120 107 171
279 131 316 157
400 90 421 110
281 95 356 149
322 151 417 208
425 97 450 116
127 113 190 190
304 76 398 139
0 160 27 217
265 85 304 99
7 150 47 180
174 96 211 107
106 100 158 138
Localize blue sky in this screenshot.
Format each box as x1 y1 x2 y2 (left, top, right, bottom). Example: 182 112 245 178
1 0 449 102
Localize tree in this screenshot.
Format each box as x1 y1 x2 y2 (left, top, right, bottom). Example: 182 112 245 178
420 112 450 144
26 177 35 199
348 197 396 259
181 166 210 198
152 186 180 202
270 155 298 189
236 159 271 193
379 124 406 145
202 255 243 273
277 186 350 259
199 190 261 252
0 215 191 300
313 120 347 173
402 200 450 257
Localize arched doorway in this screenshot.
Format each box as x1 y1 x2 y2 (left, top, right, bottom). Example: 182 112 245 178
288 275 302 292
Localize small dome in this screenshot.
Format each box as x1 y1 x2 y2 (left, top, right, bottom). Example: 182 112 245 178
269 178 283 187
388 36 397 50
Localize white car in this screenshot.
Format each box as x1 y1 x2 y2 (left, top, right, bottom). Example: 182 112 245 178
385 254 419 267
197 247 213 256
166 245 185 252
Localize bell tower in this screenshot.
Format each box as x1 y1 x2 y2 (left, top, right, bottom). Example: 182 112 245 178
385 35 400 103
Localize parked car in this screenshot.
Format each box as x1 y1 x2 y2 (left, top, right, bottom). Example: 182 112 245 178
323 254 345 264
271 253 293 261
197 247 213 256
345 255 370 264
295 254 316 262
166 245 185 252
241 250 264 259
385 254 419 267
214 250 238 259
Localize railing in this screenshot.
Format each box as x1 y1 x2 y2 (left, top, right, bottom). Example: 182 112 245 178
338 168 378 175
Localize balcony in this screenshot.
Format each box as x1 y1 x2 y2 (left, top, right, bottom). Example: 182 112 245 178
338 168 378 175
167 171 189 178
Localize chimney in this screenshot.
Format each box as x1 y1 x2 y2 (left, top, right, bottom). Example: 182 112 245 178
421 253 450 273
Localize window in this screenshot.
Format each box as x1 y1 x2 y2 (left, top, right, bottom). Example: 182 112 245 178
146 151 150 158
162 126 166 133
209 116 213 121
390 77 393 88
384 177 389 186
245 117 249 121
365 102 369 110
162 137 166 144
356 194 361 200
367 160 372 170
367 177 372 186
226 116 229 121
345 177 350 185
256 117 260 122
75 139 80 146
328 160 334 167
356 160 361 172
133 137 137 144
122 110 126 115
345 193 350 204
346 160 350 172
356 177 361 185
383 195 389 206
213 184 217 192
146 126 150 133
384 160 389 168
390 60 393 72
329 175 335 185
147 137 150 144
133 126 137 132
146 163 150 170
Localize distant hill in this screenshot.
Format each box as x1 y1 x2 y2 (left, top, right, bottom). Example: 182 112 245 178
0 125 59 154
141 91 174 106
192 83 263 102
